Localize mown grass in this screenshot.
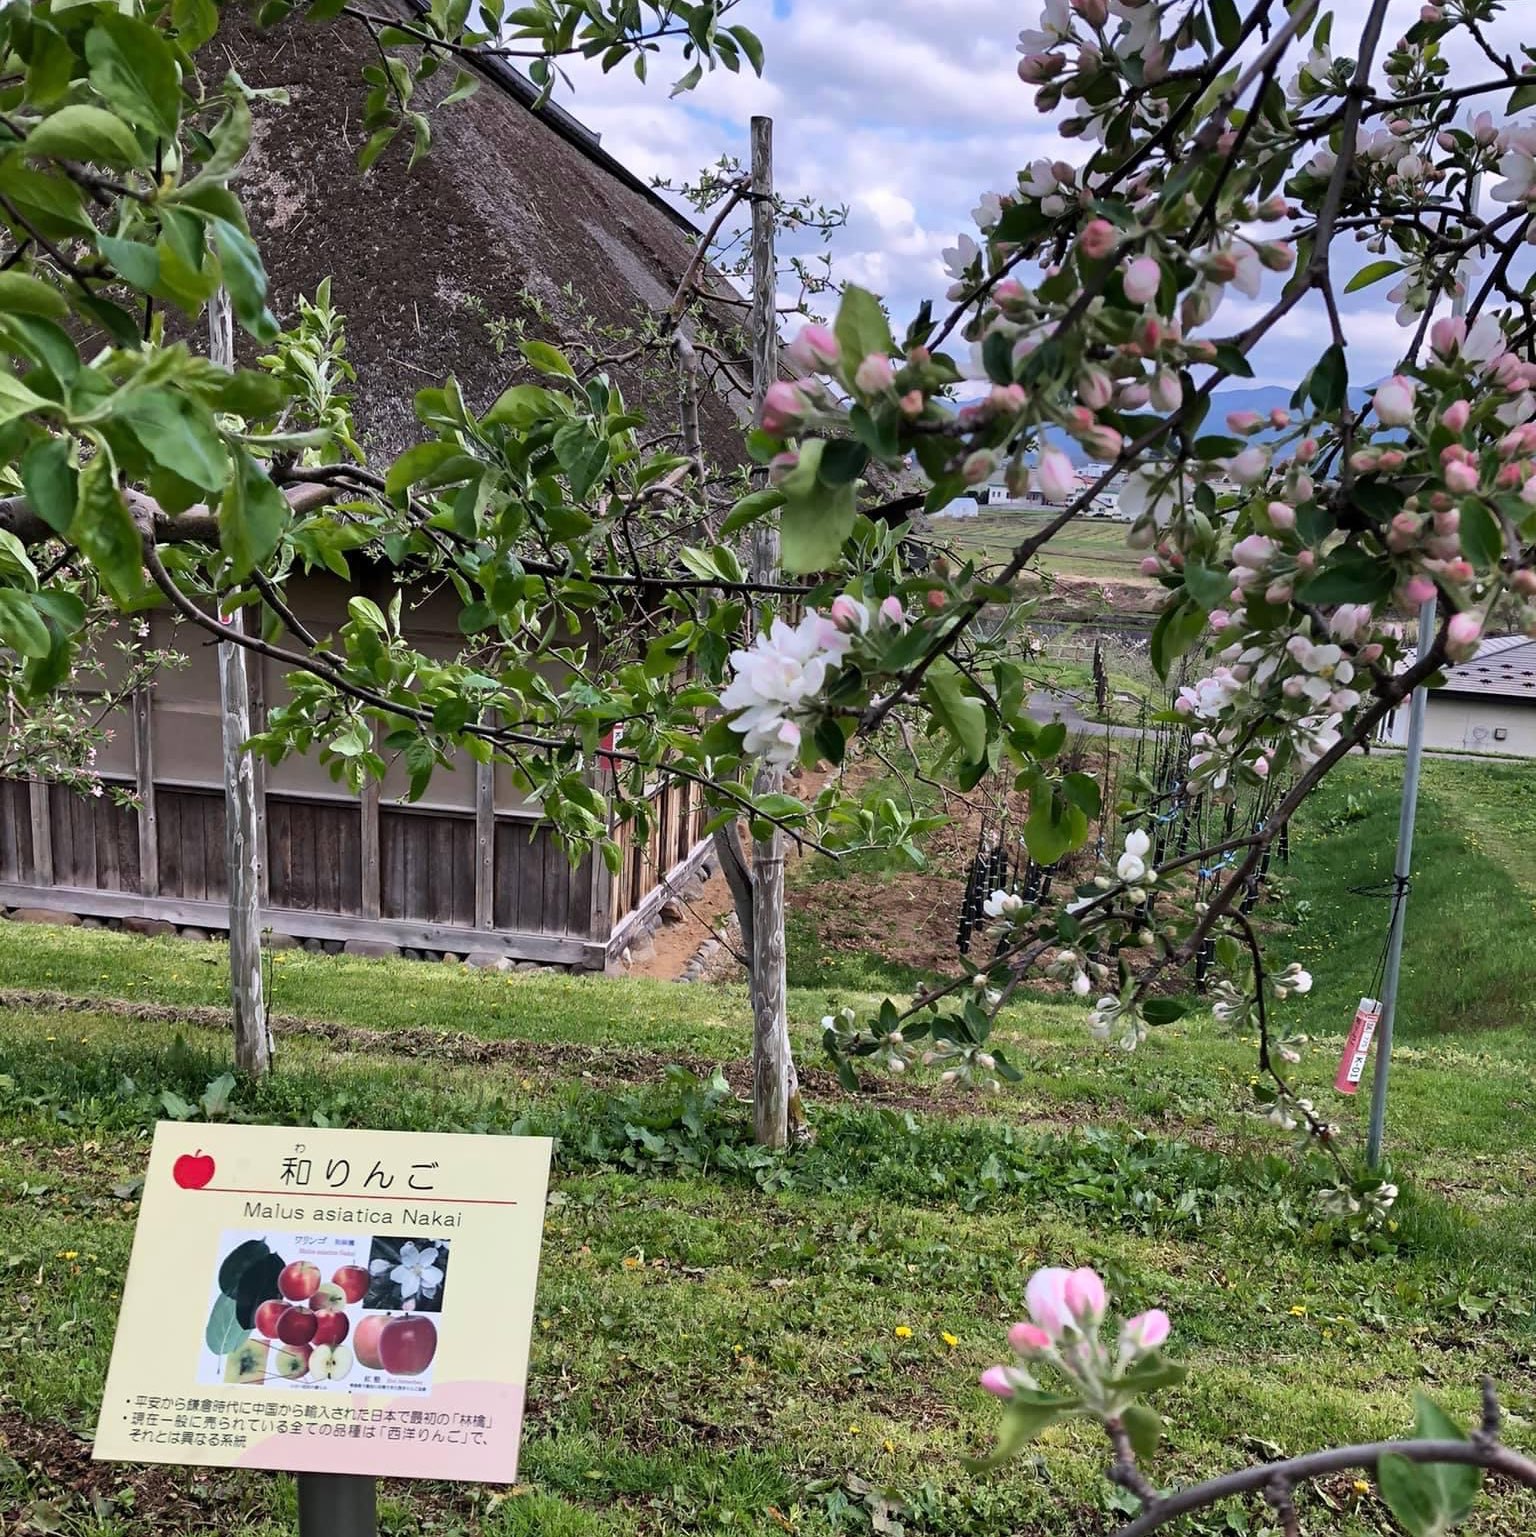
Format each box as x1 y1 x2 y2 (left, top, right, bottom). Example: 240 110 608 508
2 753 1535 1535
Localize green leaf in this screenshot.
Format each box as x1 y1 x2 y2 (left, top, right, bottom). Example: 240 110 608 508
219 452 289 577
96 233 162 291
925 667 987 765
69 457 143 606
1024 786 1086 867
216 1237 273 1295
1378 1453 1448 1537
20 437 76 535
0 272 67 319
116 388 228 492
522 339 578 381
818 438 869 486
1412 1394 1483 1524
1149 597 1207 679
1456 499 1502 569
780 481 855 574
1508 81 1536 114
172 0 220 49
1345 259 1404 293
727 23 765 73
1308 341 1348 413
1298 547 1396 605
1062 771 1102 818
482 382 562 428
210 218 278 341
0 589 50 658
720 486 785 536
833 284 894 373
86 13 182 141
385 438 461 499
1182 559 1234 612
24 104 146 170
1121 1403 1162 1462
204 1295 248 1355
963 1400 1065 1472
1142 997 1190 1025
0 369 50 426
1116 1353 1187 1394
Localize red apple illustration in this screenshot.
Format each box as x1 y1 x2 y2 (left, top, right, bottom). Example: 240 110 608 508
353 1314 388 1370
254 1299 289 1339
273 1342 312 1380
278 1261 321 1302
332 1266 369 1304
275 1306 318 1347
172 1150 215 1189
312 1309 350 1348
379 1314 437 1376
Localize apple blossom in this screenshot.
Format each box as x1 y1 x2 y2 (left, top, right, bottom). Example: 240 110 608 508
878 596 907 629
854 352 895 394
1441 399 1471 433
1122 255 1161 304
1078 218 1118 261
784 324 839 374
760 381 808 436
830 595 869 633
1226 410 1263 434
1009 1321 1053 1353
980 1365 1016 1398
1372 374 1417 427
1120 1309 1171 1352
1447 611 1483 660
1036 448 1079 502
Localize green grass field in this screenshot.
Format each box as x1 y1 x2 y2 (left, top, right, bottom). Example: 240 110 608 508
929 510 1152 589
2 754 1534 1536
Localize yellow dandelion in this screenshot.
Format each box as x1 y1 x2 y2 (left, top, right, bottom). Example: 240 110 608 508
1352 1479 1370 1495
621 1256 642 1269
848 1425 860 1435
1288 1305 1307 1316
894 1325 913 1339
883 1440 895 1454
58 1250 78 1260
941 1332 959 1348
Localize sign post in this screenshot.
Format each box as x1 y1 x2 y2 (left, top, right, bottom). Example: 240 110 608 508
94 1124 551 1521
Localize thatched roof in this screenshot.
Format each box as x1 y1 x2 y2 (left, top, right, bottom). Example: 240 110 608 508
224 3 752 467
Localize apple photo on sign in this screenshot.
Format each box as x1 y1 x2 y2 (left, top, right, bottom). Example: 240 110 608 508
197 1231 445 1395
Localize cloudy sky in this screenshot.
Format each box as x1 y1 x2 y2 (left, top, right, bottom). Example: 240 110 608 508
555 0 1516 392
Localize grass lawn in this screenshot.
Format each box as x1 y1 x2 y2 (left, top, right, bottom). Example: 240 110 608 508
2 755 1535 1535
934 511 1151 586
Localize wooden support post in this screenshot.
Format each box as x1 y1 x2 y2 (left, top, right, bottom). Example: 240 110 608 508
28 779 52 886
746 115 792 1151
132 682 158 896
210 288 270 1077
248 650 268 903
475 757 495 930
360 775 381 920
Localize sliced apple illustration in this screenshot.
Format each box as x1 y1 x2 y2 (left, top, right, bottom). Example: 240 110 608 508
224 1339 268 1384
309 1344 353 1381
273 1343 311 1380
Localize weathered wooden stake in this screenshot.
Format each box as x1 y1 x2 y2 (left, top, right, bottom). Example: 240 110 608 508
746 115 792 1150
209 289 271 1077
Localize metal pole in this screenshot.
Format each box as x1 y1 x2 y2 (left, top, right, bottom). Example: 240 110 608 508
297 1472 376 1537
1365 595 1435 1168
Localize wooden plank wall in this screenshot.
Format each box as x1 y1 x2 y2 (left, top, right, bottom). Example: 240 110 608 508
605 777 703 927
0 779 36 883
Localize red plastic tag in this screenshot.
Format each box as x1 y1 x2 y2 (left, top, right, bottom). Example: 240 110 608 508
1334 997 1382 1095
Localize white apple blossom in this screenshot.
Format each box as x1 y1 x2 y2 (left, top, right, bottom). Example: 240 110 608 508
1491 124 1536 206
1017 0 1072 55
720 612 849 767
983 889 1025 919
972 191 1007 231
1117 465 1189 530
941 233 981 300
1018 158 1068 216
371 1240 444 1301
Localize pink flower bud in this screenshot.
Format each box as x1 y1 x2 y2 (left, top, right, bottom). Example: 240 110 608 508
1444 558 1474 584
1265 580 1294 605
768 451 800 486
855 352 895 394
784 324 839 374
1295 437 1318 463
1444 460 1479 495
1226 410 1263 435
1017 51 1065 83
1376 450 1407 473
993 279 1027 307
899 389 925 418
963 449 998 486
760 381 807 437
1441 399 1471 433
1430 316 1466 358
1358 642 1384 663
1267 501 1296 531
980 1366 1015 1398
1433 508 1460 536
1079 219 1118 261
1256 241 1294 272
1373 375 1417 427
1229 446 1269 484
1512 568 1536 596
1121 1309 1171 1352
1077 366 1114 412
1402 575 1437 607
879 595 907 629
1150 370 1182 413
1063 1268 1108 1324
1036 448 1079 503
1082 424 1123 459
1140 555 1162 576
1269 408 1290 429
1008 1321 1053 1354
1208 608 1232 631
1351 450 1381 474
1122 256 1162 305
1447 610 1482 659
1072 0 1108 23
1295 548 1316 571
830 595 868 633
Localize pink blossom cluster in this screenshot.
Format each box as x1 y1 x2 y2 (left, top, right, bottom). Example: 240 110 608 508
980 1266 1171 1414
